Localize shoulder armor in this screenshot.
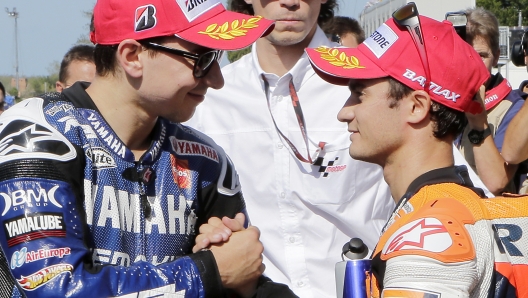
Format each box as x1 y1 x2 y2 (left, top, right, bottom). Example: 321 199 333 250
380 197 476 263
0 97 77 163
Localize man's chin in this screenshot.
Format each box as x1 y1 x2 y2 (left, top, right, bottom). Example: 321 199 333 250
266 31 308 47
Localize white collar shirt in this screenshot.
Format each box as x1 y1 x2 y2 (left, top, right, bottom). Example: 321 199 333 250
186 26 491 297
188 27 395 297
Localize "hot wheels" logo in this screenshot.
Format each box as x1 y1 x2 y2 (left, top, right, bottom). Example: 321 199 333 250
17 263 73 291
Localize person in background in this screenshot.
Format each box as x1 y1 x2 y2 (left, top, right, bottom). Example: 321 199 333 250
188 1 493 296
0 0 289 297
306 5 527 295
55 44 96 92
519 80 528 94
321 16 365 47
186 0 396 297
455 7 524 195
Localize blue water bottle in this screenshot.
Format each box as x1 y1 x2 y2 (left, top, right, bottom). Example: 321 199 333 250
335 238 371 298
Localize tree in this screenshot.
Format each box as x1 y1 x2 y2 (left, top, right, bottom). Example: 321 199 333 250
227 47 251 63
477 0 528 26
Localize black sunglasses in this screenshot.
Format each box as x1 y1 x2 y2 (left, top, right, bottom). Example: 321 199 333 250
392 2 431 86
140 41 222 78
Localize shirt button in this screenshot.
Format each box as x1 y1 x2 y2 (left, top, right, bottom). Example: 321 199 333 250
289 236 295 243
297 281 304 287
280 192 285 198
277 143 284 149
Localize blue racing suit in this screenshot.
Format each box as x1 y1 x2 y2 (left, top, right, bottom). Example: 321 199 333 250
0 82 246 297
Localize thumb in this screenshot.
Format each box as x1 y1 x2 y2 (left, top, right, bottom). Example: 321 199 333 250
222 213 246 232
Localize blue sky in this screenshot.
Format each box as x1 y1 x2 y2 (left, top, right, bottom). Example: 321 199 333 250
0 0 368 77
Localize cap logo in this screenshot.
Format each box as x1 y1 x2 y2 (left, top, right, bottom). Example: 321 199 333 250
135 5 157 32
177 0 221 22
199 16 263 40
314 47 365 69
403 69 460 102
363 23 398 59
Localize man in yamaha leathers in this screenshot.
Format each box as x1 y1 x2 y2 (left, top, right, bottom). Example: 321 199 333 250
0 0 289 297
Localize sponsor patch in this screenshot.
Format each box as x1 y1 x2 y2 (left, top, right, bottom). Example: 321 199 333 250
382 218 451 255
171 155 192 188
176 0 221 22
11 247 71 269
45 104 74 117
170 137 219 162
17 263 73 291
57 116 97 139
0 120 76 162
4 212 66 247
363 23 398 58
135 5 157 32
86 147 117 170
82 111 128 159
0 185 63 216
402 69 461 102
314 157 347 177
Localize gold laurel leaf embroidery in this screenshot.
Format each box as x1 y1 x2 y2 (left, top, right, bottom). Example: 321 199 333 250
316 47 365 69
205 24 218 33
219 33 235 40
330 62 347 67
220 22 229 33
198 16 264 40
230 30 246 37
314 47 328 53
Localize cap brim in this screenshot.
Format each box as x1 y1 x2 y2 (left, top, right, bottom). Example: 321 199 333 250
176 11 274 51
305 46 388 86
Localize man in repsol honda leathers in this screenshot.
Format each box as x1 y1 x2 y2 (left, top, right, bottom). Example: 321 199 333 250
306 4 528 297
455 8 525 195
0 0 291 297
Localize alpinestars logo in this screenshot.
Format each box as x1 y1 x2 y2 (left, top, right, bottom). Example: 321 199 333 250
135 5 157 32
0 120 75 162
382 218 452 255
314 157 347 177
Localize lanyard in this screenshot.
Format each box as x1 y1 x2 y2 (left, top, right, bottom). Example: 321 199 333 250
262 74 325 164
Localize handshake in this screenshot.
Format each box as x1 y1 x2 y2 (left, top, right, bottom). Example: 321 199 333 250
192 213 298 298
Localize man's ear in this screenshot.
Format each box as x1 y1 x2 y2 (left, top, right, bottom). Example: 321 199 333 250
116 39 144 78
244 0 252 5
55 81 64 92
405 90 431 124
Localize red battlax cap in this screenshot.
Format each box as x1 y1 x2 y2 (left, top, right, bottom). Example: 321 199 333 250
305 15 490 114
91 0 274 51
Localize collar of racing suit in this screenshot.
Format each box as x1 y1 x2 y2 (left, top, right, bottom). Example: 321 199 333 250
62 81 100 111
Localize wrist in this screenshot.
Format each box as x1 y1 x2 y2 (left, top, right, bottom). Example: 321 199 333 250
467 120 488 131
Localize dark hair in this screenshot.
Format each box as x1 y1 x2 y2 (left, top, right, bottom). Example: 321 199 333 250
0 81 4 98
59 45 95 83
387 78 466 139
228 0 338 26
94 37 165 77
321 16 365 44
465 7 499 56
